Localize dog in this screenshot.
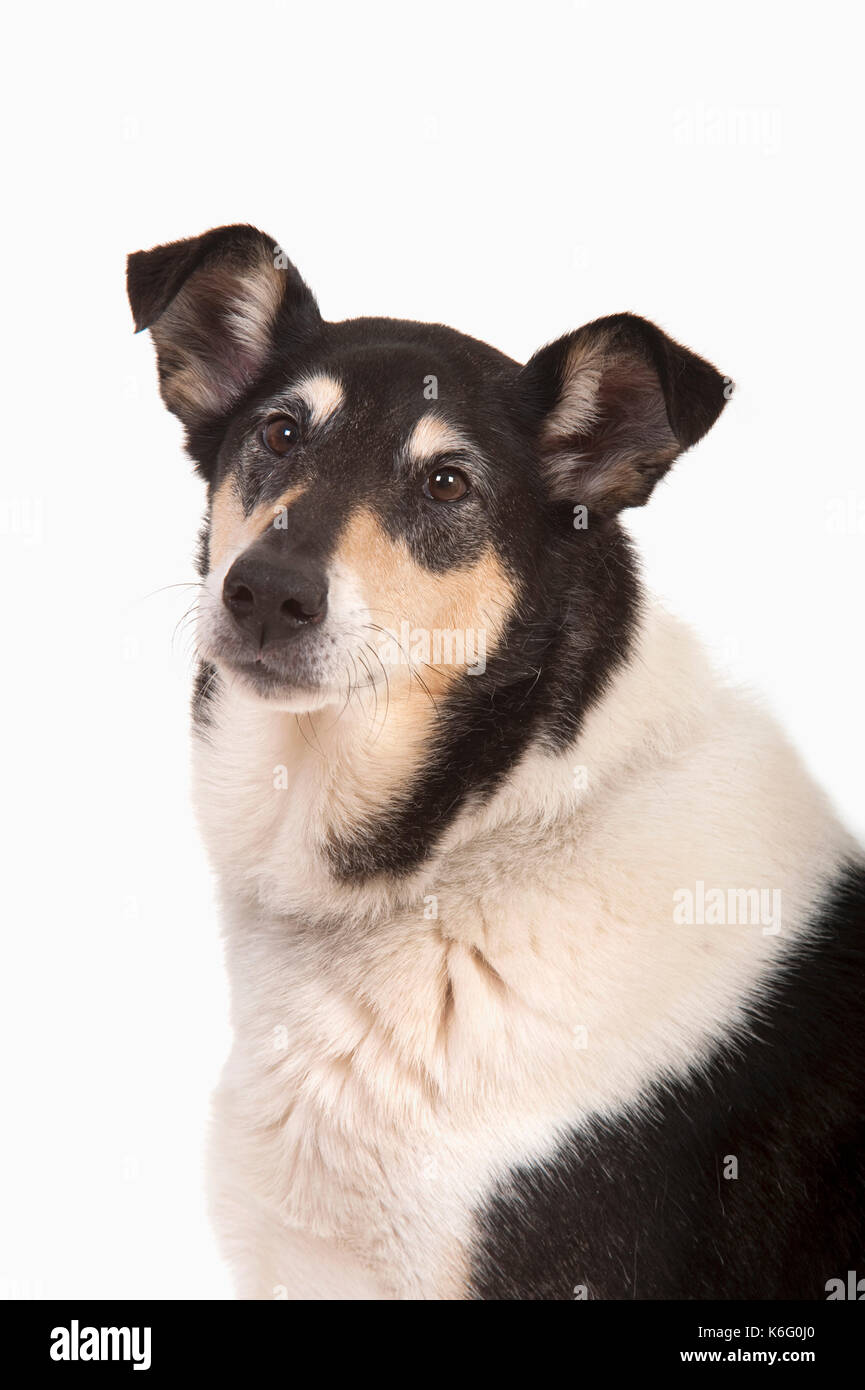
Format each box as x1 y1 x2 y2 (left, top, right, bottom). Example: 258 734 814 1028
128 225 865 1300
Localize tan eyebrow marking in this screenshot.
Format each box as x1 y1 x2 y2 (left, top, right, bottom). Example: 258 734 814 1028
403 413 475 466
293 372 345 428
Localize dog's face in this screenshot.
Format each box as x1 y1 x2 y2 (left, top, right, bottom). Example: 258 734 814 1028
187 320 534 712
128 225 729 718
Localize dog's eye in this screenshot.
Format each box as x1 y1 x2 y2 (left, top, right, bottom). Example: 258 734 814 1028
262 416 300 456
424 466 470 502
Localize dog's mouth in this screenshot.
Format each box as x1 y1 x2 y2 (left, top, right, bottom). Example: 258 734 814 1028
228 654 302 688
209 643 388 715
215 648 332 701
196 620 335 704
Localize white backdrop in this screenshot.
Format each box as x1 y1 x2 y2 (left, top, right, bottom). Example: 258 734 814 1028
1 0 862 1299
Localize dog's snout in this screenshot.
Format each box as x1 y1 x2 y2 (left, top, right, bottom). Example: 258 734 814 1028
223 551 328 644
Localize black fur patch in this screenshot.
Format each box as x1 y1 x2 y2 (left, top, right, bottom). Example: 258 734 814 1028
469 861 865 1300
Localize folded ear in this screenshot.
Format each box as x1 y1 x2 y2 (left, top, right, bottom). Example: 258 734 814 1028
520 313 731 515
126 224 321 427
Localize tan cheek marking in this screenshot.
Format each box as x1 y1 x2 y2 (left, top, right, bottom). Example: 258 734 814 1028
321 512 516 843
208 479 307 572
334 508 516 692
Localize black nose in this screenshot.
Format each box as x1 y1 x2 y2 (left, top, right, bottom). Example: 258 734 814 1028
223 549 328 645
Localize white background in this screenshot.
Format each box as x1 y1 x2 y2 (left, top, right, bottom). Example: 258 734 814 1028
1 0 862 1299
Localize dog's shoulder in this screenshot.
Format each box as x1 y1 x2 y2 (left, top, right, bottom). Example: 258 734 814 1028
469 858 865 1300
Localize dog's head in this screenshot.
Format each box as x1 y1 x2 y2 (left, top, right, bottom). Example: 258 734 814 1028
128 224 730 724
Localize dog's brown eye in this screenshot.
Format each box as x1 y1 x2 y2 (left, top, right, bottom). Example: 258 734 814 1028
262 416 299 456
424 466 470 502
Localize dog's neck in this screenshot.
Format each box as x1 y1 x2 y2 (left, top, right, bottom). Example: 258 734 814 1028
192 599 714 925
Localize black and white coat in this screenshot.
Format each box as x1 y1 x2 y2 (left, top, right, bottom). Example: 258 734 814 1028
128 225 865 1300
